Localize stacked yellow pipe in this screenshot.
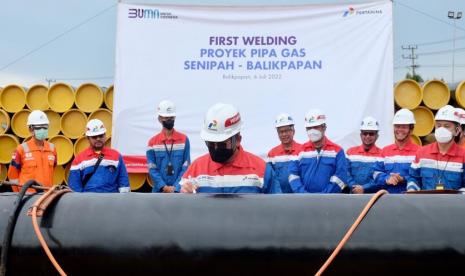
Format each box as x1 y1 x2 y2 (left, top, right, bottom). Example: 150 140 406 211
0 82 148 191
393 78 464 146
454 80 465 108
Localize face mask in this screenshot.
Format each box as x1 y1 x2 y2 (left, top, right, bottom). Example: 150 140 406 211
434 127 453 143
162 119 175 130
207 136 237 163
34 128 48 141
307 129 323 142
208 147 235 163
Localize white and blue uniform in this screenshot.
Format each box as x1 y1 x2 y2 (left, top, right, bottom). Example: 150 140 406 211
146 129 190 192
288 137 348 193
266 141 301 193
346 145 382 193
407 142 465 191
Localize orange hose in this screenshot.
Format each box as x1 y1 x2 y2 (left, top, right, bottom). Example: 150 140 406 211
315 190 388 276
30 187 67 276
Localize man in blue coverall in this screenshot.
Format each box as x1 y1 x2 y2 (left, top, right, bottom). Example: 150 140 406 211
346 116 382 194
288 109 349 193
372 108 419 193
146 100 191 193
68 119 130 193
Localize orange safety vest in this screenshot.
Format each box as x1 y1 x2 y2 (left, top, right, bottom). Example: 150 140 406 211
8 139 57 192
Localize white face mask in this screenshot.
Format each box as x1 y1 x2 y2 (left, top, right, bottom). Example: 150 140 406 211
307 129 323 142
434 127 453 143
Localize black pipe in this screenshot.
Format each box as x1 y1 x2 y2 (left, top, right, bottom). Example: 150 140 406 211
0 180 37 276
1 193 465 275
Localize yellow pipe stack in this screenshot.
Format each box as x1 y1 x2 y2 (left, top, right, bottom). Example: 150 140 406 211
394 78 465 147
0 83 154 191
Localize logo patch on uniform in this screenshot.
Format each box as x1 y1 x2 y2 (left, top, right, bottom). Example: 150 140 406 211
197 175 215 184
242 175 260 185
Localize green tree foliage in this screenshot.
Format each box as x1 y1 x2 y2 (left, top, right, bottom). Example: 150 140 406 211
405 72 424 83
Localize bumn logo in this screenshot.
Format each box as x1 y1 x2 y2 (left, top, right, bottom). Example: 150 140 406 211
128 8 160 19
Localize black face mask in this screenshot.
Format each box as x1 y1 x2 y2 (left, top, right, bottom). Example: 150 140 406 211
162 119 174 130
208 147 235 163
207 136 237 163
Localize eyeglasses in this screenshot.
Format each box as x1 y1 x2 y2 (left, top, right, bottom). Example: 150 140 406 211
361 132 377 136
32 126 48 130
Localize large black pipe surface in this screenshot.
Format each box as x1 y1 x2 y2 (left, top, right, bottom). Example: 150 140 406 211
1 193 465 275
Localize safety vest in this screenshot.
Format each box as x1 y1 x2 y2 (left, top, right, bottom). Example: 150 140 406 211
8 140 56 192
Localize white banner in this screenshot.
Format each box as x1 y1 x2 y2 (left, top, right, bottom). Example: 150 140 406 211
114 1 393 172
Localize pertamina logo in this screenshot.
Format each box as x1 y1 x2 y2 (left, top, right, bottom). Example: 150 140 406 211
342 7 355 17
208 120 218 131
342 6 382 17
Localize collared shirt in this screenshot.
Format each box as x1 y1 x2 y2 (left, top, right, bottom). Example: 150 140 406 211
8 139 57 192
346 144 382 193
180 146 280 193
146 128 190 192
267 141 301 193
408 142 465 191
288 137 349 193
68 147 130 193
373 139 420 193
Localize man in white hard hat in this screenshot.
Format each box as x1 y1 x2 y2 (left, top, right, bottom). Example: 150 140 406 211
454 107 465 147
266 113 301 193
68 119 130 193
407 105 465 191
288 109 349 193
8 110 57 192
346 116 382 194
372 108 420 193
180 103 280 193
147 100 191 193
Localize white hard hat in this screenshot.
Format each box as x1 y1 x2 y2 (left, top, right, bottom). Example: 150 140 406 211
435 105 460 123
86 119 107 136
157 100 176 117
275 113 294 128
305 109 326 127
201 103 242 142
27 110 49 126
360 116 379 131
455 107 465 125
393 108 416 125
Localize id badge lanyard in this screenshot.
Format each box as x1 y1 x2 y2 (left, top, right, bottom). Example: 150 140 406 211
163 141 174 175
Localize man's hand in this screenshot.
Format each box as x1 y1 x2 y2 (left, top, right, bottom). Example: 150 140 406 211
386 173 404 186
352 185 364 194
162 185 175 193
386 175 398 185
180 182 198 193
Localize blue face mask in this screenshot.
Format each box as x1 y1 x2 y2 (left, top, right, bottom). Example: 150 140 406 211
34 128 49 141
